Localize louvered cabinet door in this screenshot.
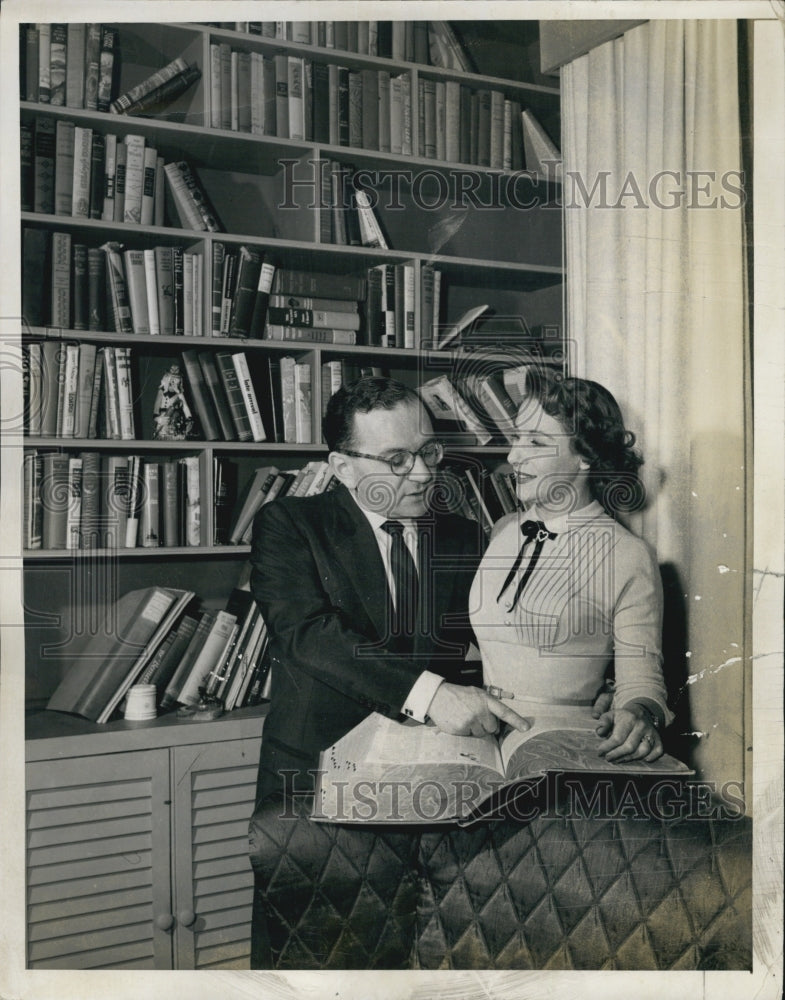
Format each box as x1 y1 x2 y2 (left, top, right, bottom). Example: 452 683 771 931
171 736 261 970
26 749 174 969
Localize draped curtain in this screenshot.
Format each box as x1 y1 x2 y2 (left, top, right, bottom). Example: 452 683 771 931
561 20 748 785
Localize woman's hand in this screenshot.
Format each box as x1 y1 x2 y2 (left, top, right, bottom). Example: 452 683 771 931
594 703 663 762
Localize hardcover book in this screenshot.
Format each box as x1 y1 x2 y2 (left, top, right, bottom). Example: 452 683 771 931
314 709 692 826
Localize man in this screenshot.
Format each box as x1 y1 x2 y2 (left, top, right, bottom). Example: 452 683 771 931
247 376 528 969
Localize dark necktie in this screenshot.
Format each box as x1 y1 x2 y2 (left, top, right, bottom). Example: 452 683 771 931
497 519 558 610
382 520 419 641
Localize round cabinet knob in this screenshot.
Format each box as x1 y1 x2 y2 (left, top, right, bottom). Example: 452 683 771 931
178 909 197 927
155 914 175 931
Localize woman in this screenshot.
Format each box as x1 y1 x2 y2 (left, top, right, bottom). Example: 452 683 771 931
469 368 672 763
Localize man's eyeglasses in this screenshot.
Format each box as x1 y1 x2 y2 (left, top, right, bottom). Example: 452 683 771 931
339 440 444 476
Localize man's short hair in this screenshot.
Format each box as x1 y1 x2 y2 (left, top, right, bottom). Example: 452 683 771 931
323 376 421 452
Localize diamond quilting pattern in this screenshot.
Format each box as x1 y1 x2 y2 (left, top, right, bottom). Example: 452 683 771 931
416 814 751 970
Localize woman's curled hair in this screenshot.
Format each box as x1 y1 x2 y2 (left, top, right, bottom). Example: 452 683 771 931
524 367 645 514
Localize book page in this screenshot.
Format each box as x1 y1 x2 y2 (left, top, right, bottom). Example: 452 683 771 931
366 715 503 772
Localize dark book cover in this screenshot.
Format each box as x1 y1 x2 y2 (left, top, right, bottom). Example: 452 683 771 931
88 132 105 219
228 245 264 337
72 243 88 331
33 116 56 214
198 351 235 440
22 228 51 328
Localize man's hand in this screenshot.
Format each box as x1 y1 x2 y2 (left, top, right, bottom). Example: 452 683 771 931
426 683 531 737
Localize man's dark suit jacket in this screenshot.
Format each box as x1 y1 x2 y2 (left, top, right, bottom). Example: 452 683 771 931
249 483 484 801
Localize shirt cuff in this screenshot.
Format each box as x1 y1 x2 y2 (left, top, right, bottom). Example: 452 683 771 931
401 671 445 723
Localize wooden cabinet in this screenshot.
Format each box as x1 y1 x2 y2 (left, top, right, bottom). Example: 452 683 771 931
26 711 262 970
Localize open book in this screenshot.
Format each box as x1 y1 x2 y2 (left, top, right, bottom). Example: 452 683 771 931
312 708 692 825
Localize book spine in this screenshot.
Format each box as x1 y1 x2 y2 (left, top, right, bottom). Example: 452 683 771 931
294 362 312 444
182 252 194 337
231 353 266 442
24 451 43 549
279 356 297 443
122 134 146 224
83 24 101 111
248 261 275 338
102 133 117 220
103 244 133 334
124 455 142 547
49 24 67 106
111 56 189 114
60 344 80 439
177 610 237 706
159 461 179 547
72 243 88 331
37 24 51 104
378 71 391 153
211 242 225 336
174 161 222 232
435 81 446 160
33 117 56 215
143 249 160 335
65 23 86 108
219 252 237 333
265 307 360 330
272 269 366 300
85 349 103 439
97 28 117 113
25 27 40 102
78 450 101 544
114 346 136 440
445 81 461 163
403 263 415 349
41 452 70 548
274 53 289 138
140 144 158 226
88 132 105 219
124 249 150 334
113 142 127 221
139 462 161 547
172 246 184 336
181 455 201 546
72 126 93 217
287 56 305 140
54 120 75 216
264 325 357 345
210 43 222 128
50 231 71 328
153 246 174 336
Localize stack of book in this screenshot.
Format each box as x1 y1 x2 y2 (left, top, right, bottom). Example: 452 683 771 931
264 268 367 346
21 23 118 110
25 341 135 440
45 578 271 723
24 450 201 551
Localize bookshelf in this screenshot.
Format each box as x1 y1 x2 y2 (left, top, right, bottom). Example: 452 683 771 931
18 18 563 969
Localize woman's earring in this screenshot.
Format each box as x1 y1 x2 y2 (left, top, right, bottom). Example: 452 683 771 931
579 460 590 471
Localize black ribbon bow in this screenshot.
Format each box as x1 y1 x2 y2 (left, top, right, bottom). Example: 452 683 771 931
496 519 558 610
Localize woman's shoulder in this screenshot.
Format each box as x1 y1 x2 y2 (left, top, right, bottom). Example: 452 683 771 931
488 511 521 543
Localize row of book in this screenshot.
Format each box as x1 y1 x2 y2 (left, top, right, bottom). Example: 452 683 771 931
26 341 135 440
319 162 389 250
183 351 312 444
420 87 561 174
209 47 413 157
24 339 314 445
443 461 520 537
46 579 271 723
22 229 204 336
205 43 558 173
208 21 473 70
22 116 223 231
24 450 200 551
21 23 118 111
